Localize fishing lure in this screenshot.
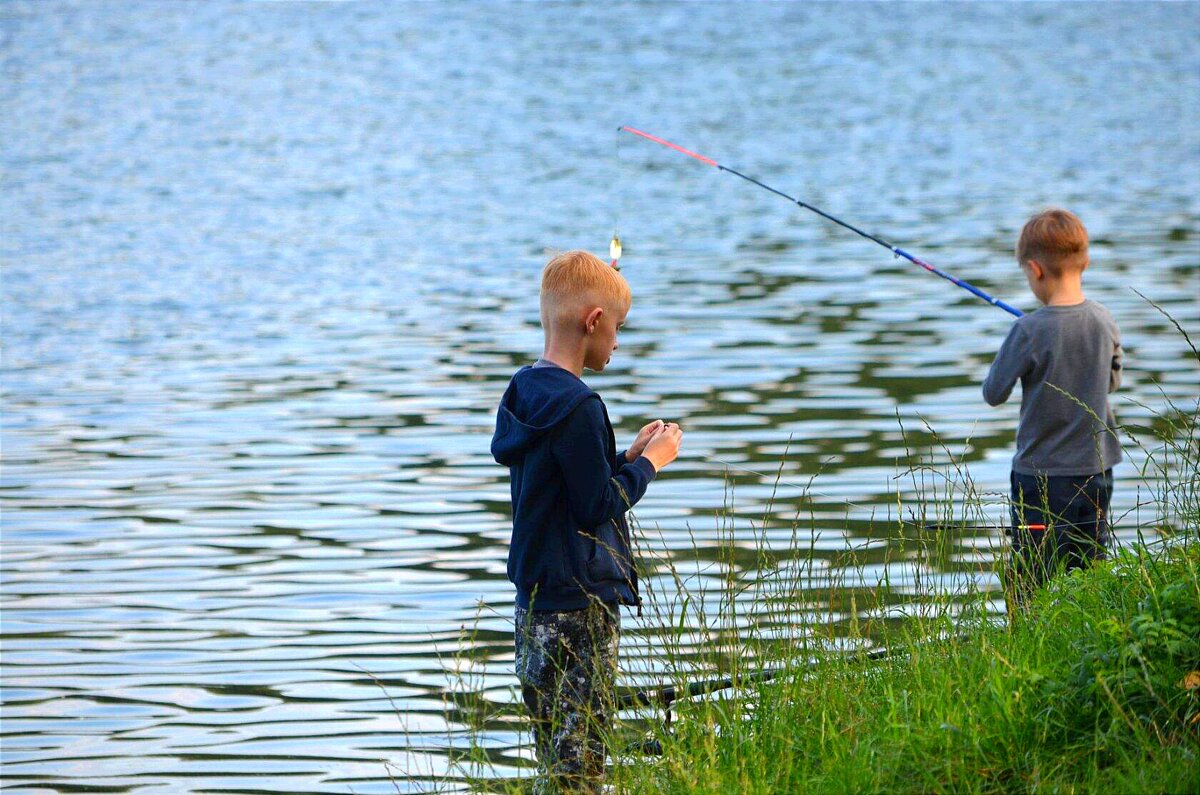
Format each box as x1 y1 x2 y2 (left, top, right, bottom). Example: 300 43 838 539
618 126 1023 317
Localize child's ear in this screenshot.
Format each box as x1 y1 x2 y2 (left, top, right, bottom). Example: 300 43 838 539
1027 259 1045 280
584 306 603 333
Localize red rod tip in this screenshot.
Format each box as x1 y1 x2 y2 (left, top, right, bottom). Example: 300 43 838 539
619 126 720 168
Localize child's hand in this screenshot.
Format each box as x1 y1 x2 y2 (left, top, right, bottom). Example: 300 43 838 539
627 420 665 462
643 422 683 472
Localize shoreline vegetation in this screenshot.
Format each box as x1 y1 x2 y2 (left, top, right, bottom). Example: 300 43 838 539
611 541 1198 794
433 316 1198 794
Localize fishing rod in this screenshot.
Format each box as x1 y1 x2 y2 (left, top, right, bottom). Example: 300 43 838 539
617 635 973 756
923 523 1045 531
618 126 1024 318
617 644 895 713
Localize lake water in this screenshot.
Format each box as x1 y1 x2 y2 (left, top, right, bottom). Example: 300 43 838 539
2 1 1197 792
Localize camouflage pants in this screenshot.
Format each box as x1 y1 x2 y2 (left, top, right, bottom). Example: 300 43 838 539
514 601 620 795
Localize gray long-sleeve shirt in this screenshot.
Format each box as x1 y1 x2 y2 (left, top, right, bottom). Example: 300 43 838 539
983 299 1122 476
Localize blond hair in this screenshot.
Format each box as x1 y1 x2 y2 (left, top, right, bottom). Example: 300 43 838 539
1016 208 1089 276
540 250 631 328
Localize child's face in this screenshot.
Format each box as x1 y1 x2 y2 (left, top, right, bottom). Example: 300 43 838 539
583 302 627 373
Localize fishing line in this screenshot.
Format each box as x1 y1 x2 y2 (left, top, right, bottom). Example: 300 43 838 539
706 456 890 515
704 456 1034 530
610 126 624 269
617 126 1023 317
697 457 1165 536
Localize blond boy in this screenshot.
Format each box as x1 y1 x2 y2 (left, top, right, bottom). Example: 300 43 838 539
491 250 681 792
983 209 1122 609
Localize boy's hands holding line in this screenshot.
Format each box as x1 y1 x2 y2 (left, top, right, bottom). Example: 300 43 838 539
641 421 683 472
626 420 664 462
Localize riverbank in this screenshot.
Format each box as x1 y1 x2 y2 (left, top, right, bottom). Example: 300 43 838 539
612 539 1199 794
604 323 1200 794
453 341 1200 793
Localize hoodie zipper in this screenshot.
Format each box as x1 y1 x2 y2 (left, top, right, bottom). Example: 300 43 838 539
610 516 641 617
609 471 641 616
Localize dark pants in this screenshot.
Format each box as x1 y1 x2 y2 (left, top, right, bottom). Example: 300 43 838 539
514 602 620 794
1006 468 1113 611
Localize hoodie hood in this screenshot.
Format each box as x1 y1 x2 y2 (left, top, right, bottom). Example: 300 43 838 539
491 365 596 466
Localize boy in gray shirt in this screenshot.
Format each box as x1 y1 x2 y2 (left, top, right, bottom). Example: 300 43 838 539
983 208 1122 610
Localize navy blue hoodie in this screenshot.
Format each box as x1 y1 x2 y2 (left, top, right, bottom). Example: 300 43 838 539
491 364 656 612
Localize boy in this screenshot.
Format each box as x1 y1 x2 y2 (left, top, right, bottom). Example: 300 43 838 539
491 250 682 793
983 208 1122 611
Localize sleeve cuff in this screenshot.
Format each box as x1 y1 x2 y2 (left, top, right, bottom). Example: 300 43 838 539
631 455 657 482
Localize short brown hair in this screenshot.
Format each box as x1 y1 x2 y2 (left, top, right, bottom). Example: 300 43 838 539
1016 208 1089 275
540 250 631 328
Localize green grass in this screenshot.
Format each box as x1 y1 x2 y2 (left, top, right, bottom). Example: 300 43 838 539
442 305 1199 794
604 309 1200 794
614 543 1199 794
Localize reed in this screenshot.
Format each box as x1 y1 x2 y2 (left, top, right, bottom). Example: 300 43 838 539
607 312 1199 794
612 542 1198 794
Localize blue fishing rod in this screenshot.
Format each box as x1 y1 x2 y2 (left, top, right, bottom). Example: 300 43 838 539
619 126 1023 317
